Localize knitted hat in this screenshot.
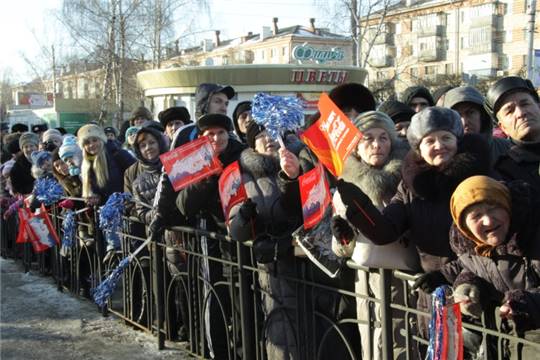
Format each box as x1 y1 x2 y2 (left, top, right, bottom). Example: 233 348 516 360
42 129 63 144
19 132 40 149
246 122 266 149
77 124 107 148
406 107 464 149
377 100 415 124
59 135 82 161
450 175 511 256
30 150 52 167
352 111 398 144
158 106 191 127
130 106 153 124
125 126 141 139
197 113 233 132
401 86 435 107
328 83 376 114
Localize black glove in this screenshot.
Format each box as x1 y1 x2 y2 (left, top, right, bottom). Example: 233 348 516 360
148 216 165 242
331 216 355 244
239 199 257 221
412 271 449 294
336 179 370 208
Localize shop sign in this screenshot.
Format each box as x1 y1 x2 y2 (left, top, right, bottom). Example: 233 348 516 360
290 69 348 84
293 44 345 64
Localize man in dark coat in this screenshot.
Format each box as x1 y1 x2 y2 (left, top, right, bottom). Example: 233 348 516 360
158 106 191 141
10 132 39 195
486 76 540 193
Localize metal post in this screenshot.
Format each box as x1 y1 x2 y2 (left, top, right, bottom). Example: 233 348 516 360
527 0 537 80
379 268 393 360
236 239 255 360
151 240 165 349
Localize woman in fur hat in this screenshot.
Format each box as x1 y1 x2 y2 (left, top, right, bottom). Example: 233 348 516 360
331 111 417 360
332 107 492 341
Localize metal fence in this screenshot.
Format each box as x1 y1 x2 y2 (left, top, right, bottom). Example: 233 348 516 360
2 199 540 360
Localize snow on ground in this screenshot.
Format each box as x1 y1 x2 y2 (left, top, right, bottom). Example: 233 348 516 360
0 258 192 359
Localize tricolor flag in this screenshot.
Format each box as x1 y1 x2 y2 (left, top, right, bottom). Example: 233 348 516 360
218 161 247 223
298 163 331 229
301 93 361 177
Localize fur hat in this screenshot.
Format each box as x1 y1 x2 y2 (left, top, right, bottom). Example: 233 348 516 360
42 129 63 144
485 76 540 117
328 83 376 114
31 123 48 133
377 100 415 124
450 175 511 256
130 106 153 124
401 86 435 107
158 106 191 127
19 132 40 149
352 111 398 145
59 135 82 161
407 107 463 149
4 133 21 155
246 122 266 149
11 123 28 133
77 124 107 148
197 113 233 132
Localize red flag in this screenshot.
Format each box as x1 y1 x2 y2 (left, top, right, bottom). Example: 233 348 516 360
218 161 247 223
16 207 32 244
301 93 361 177
160 136 223 192
25 205 60 252
299 163 331 229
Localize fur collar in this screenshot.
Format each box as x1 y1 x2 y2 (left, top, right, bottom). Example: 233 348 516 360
341 140 408 208
239 148 280 178
402 133 491 200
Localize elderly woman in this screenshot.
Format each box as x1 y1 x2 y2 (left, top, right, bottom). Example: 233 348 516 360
416 176 540 358
333 107 492 340
331 111 417 359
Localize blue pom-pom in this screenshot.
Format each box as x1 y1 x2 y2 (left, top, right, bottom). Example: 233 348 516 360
251 93 304 140
34 177 64 205
62 210 76 248
91 256 130 307
99 192 131 250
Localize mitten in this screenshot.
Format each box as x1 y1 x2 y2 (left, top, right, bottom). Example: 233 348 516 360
454 283 483 318
331 216 355 244
336 179 371 208
412 271 449 294
239 199 257 221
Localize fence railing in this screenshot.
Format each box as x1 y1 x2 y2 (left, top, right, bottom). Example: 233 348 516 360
2 198 540 360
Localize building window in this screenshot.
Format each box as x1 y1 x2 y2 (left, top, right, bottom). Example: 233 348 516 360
282 46 287 56
270 48 275 58
410 67 418 79
261 50 265 60
445 63 453 74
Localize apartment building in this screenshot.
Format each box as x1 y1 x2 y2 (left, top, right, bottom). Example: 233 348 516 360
361 0 539 94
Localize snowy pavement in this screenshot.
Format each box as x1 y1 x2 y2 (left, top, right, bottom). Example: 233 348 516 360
0 258 191 360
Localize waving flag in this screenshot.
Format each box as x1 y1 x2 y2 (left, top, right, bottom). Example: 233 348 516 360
298 163 331 230
301 93 361 177
160 136 223 192
218 161 247 223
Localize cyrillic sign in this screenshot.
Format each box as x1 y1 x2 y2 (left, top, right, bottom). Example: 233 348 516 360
293 44 345 64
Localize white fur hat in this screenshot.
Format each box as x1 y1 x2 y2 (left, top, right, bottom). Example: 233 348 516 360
77 124 107 148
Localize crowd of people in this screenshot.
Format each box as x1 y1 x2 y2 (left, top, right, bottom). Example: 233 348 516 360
1 76 540 359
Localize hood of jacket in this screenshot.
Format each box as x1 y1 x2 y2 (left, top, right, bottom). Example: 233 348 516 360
133 126 168 169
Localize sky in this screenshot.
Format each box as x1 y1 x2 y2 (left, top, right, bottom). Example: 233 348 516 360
0 0 340 84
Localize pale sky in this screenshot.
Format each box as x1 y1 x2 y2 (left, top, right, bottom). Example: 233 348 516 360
0 0 339 84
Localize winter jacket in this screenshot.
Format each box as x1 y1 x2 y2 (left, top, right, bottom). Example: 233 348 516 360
88 140 135 204
344 133 492 272
441 181 540 332
9 153 35 195
495 141 540 194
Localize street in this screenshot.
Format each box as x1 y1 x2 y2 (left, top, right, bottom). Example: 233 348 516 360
0 257 191 360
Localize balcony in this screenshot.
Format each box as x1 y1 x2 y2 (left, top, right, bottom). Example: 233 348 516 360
417 25 445 38
369 55 393 68
418 48 444 62
373 32 395 46
469 14 500 29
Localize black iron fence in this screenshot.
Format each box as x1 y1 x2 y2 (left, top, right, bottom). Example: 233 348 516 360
2 199 540 360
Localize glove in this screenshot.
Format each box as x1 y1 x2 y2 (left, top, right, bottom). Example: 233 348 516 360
331 216 355 244
412 271 449 294
148 216 165 242
239 199 257 221
336 179 370 208
454 283 483 318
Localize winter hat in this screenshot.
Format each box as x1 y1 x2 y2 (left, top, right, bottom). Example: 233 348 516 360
130 106 153 125
195 83 235 117
103 126 118 137
140 120 164 133
158 106 191 127
30 150 52 167
11 123 28 133
31 123 48 133
352 111 398 144
4 133 21 155
125 126 141 139
19 132 40 149
133 126 168 165
443 86 492 133
485 76 540 117
432 85 456 105
377 100 415 124
42 129 63 144
56 127 67 135
1 159 15 177
450 175 511 256
59 135 82 161
77 124 107 148
246 122 266 149
328 83 376 114
407 107 463 149
401 86 435 107
197 113 233 132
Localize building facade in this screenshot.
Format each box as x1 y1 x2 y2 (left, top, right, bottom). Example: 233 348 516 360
361 0 539 95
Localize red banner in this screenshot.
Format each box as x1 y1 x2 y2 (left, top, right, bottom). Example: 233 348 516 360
160 136 223 192
299 163 331 230
301 93 361 177
16 205 60 252
218 161 247 223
